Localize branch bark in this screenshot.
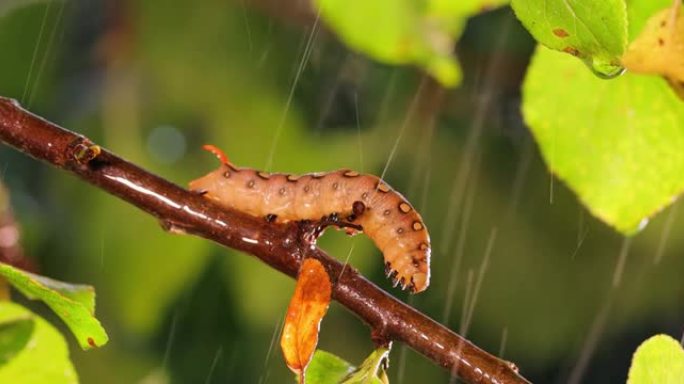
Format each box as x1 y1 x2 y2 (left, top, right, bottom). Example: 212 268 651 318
0 97 530 384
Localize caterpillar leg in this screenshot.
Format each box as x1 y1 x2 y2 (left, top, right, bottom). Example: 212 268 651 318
298 213 364 246
317 213 363 237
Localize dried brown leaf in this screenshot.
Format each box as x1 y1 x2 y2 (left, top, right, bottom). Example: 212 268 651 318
280 258 332 383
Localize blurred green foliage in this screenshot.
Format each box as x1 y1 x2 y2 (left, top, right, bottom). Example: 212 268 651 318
0 0 683 383
314 0 509 87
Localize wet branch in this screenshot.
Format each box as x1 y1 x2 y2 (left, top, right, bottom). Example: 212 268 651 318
0 97 530 384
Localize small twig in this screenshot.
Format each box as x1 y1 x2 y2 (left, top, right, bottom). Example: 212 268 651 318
0 97 530 384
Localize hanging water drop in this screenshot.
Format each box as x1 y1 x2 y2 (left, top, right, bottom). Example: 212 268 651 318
585 57 626 79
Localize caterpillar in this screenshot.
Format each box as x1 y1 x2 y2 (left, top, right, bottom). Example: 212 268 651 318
189 145 431 293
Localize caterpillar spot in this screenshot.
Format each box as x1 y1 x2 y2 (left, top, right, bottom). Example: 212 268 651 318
376 182 390 193
190 146 432 293
352 201 366 216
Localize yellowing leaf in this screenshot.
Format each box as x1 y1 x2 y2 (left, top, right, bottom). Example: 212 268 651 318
622 3 684 99
281 258 332 383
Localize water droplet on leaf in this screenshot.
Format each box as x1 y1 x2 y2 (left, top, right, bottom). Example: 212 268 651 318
585 57 625 79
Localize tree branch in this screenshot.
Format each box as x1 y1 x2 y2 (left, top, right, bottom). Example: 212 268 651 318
0 97 530 384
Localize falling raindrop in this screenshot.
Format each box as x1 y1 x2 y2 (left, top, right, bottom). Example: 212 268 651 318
636 217 650 232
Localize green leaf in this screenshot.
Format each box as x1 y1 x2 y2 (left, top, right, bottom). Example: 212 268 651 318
302 348 388 384
0 313 34 366
0 263 108 349
341 347 389 384
628 334 684 384
12 273 96 314
0 302 78 384
305 350 354 384
511 0 628 78
522 46 684 234
313 0 508 87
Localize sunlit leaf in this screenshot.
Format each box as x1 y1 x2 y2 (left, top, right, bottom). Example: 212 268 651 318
511 0 628 78
622 3 684 99
0 262 108 350
341 347 389 384
304 350 354 384
281 258 332 382
313 0 508 87
522 46 684 234
627 334 684 384
0 302 78 384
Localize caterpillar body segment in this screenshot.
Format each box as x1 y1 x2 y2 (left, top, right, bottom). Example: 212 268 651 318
189 154 431 293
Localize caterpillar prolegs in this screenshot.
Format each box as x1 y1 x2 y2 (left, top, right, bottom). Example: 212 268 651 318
189 145 431 293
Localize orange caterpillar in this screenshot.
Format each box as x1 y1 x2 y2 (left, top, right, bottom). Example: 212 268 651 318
189 145 431 293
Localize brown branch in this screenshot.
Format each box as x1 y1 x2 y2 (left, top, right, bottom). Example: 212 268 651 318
0 97 530 384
